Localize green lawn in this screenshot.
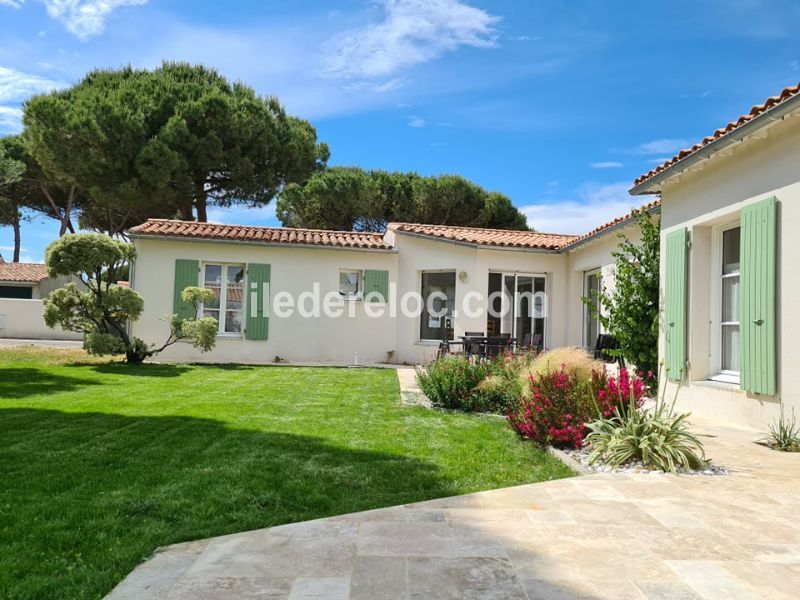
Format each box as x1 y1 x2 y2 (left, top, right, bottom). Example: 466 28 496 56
0 347 572 599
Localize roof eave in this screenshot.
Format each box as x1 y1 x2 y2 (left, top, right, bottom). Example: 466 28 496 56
559 204 661 252
128 232 398 253
630 92 800 196
392 229 563 253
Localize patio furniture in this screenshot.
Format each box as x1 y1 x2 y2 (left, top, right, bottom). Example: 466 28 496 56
437 318 463 358
462 331 485 357
485 333 513 358
593 334 626 368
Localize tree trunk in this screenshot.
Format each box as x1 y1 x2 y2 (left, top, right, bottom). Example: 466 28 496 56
179 203 194 221
195 193 208 222
12 216 20 262
125 349 146 364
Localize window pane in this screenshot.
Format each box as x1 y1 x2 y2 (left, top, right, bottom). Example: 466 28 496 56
204 264 222 285
420 272 456 340
722 276 739 323
203 309 220 324
722 227 741 275
339 271 360 296
722 324 740 372
226 283 243 311
225 310 242 333
227 266 244 284
204 285 221 309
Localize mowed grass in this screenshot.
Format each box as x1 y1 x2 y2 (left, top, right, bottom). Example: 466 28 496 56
0 347 572 599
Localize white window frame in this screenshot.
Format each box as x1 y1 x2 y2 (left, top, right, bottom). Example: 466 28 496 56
338 269 363 301
201 262 245 337
419 270 457 342
709 221 741 385
583 268 602 347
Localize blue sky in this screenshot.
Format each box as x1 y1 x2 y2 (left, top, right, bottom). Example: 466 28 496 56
2 0 800 262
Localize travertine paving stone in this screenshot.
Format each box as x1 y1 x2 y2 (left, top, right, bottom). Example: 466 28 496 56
107 422 800 599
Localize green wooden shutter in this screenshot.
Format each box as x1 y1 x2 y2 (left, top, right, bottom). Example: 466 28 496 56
174 259 199 320
740 197 777 395
664 228 689 381
363 270 389 303
245 263 270 340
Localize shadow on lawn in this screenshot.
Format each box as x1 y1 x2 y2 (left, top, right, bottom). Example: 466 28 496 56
71 362 194 377
0 367 101 399
0 407 451 599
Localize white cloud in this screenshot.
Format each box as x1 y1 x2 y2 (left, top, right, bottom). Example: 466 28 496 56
407 115 426 128
0 245 35 263
320 0 499 79
519 182 642 235
1 1 148 39
0 66 63 132
590 161 624 169
0 65 63 103
633 138 691 155
0 106 23 132
648 157 671 164
701 90 713 98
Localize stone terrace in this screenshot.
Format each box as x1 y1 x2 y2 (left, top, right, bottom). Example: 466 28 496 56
108 422 800 599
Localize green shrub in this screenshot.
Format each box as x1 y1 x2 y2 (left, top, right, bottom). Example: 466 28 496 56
585 394 707 472
473 351 536 413
415 356 493 411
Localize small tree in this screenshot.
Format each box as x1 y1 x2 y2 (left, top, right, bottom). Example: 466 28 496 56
582 209 660 377
43 233 218 363
0 143 26 261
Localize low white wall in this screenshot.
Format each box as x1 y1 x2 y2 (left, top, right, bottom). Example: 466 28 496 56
0 298 83 341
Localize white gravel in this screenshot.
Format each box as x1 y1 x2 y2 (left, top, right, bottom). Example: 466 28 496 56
564 446 731 476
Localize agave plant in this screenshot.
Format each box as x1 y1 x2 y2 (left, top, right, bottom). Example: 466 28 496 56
765 406 800 452
585 378 708 473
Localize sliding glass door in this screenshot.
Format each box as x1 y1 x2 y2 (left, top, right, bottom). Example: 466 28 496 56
487 272 546 349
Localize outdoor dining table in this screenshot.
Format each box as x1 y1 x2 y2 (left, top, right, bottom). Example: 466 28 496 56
458 335 515 359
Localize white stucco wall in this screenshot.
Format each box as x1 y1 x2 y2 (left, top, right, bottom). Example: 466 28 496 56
656 112 800 430
130 225 631 366
0 298 83 340
564 224 644 348
130 238 399 365
389 233 571 364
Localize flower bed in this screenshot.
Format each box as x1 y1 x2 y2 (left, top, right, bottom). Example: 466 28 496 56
507 366 650 449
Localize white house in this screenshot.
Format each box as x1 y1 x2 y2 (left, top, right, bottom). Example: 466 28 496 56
128 204 657 366
0 257 82 340
631 81 800 429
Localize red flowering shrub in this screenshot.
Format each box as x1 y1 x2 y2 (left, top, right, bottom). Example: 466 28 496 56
593 368 649 418
508 367 652 448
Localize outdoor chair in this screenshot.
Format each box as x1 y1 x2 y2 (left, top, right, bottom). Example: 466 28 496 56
593 334 626 369
463 331 485 358
486 333 512 358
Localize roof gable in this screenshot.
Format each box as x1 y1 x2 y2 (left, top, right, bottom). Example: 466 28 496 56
633 82 800 192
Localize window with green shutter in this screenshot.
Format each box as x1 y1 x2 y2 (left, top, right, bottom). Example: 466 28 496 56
740 197 777 395
363 270 389 303
173 259 199 320
245 263 270 340
664 228 689 381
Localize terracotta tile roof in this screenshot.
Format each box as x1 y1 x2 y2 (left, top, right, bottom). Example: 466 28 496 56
128 219 393 250
387 223 578 250
634 82 800 188
562 200 661 248
0 262 49 283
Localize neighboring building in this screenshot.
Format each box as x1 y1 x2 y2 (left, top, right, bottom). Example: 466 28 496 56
127 204 657 366
0 257 82 340
631 81 800 429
